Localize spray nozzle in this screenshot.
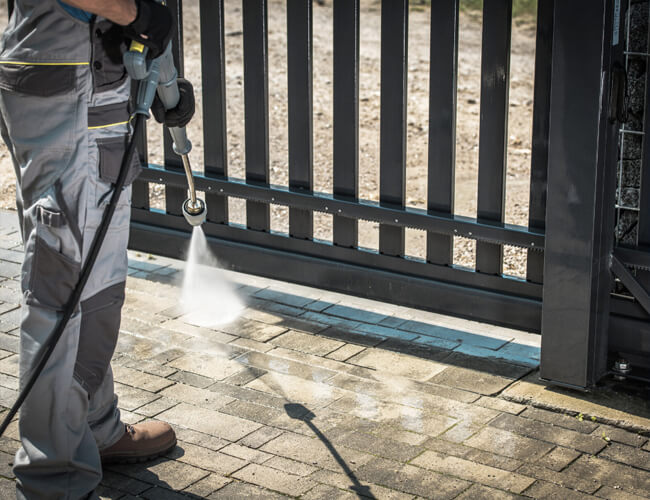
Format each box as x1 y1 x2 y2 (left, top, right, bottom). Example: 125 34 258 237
182 197 207 226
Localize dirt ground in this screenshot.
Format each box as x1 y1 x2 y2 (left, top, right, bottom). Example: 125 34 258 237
0 1 537 276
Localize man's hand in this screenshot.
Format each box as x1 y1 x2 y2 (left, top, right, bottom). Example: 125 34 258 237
150 78 195 129
123 0 175 60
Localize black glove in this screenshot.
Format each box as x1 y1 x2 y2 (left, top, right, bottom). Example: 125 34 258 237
151 78 196 128
123 0 175 60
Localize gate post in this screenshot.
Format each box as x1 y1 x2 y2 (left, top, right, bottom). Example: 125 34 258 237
541 0 621 388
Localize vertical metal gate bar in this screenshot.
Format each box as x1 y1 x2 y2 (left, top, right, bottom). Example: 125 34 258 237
243 0 271 232
287 0 314 240
163 0 186 217
200 0 228 225
541 0 618 388
526 0 554 283
426 0 459 266
636 10 650 287
333 0 360 248
379 0 408 257
132 108 150 211
476 0 512 275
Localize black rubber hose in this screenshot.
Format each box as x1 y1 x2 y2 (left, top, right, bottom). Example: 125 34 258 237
0 114 145 438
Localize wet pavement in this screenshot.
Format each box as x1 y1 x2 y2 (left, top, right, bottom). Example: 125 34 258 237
0 209 647 498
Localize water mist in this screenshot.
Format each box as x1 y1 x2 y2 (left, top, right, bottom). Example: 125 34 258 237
180 227 244 327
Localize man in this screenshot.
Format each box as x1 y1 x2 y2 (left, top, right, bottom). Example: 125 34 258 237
0 0 194 497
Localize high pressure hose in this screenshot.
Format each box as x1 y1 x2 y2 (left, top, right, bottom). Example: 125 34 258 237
0 115 145 438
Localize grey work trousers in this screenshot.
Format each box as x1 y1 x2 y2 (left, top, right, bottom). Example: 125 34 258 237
0 40 141 498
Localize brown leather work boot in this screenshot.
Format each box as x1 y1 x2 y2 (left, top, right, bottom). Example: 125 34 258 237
100 421 177 464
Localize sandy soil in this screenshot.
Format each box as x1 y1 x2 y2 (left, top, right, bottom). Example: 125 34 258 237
0 1 537 276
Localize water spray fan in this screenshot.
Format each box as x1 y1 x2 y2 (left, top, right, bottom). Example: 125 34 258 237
124 21 206 226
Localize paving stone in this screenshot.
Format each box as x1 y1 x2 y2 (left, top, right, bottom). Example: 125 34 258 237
326 344 367 362
254 288 315 308
238 426 284 449
489 413 608 455
317 326 386 347
521 407 600 433
260 432 374 473
232 463 316 496
138 486 192 500
166 441 247 475
221 365 267 387
465 426 555 461
643 441 650 452
522 479 595 499
167 353 247 381
228 337 275 353
182 474 232 497
428 353 531 396
353 324 420 342
439 421 483 443
475 396 526 415
409 379 479 404
0 287 19 305
309 468 416 500
372 423 429 446
245 371 344 408
566 455 650 496
96 484 129 499
208 480 287 499
422 439 522 472
304 300 336 313
112 366 173 393
218 400 306 435
167 370 214 389
594 485 650 500
220 443 273 464
598 442 650 471
301 483 358 500
377 316 408 329
134 397 178 418
250 299 306 319
322 304 389 324
0 372 17 391
454 342 539 368
159 383 235 411
269 329 344 356
299 311 364 332
328 428 423 462
411 450 535 493
454 483 521 500
347 349 446 381
219 318 289 342
536 446 582 472
173 428 229 452
108 457 209 491
517 463 601 494
100 470 152 495
409 334 460 350
208 381 292 411
398 320 508 350
263 455 319 477
267 347 355 375
159 319 238 345
592 425 648 448
0 261 21 279
0 387 18 408
120 357 177 378
112 383 160 412
118 410 145 425
0 450 14 478
327 395 457 436
355 457 471 499
158 403 262 442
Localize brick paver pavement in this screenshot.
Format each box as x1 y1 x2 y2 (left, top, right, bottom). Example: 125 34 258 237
0 210 647 499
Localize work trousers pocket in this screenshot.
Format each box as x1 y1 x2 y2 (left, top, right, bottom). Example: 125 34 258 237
97 135 142 186
74 282 125 396
0 64 80 203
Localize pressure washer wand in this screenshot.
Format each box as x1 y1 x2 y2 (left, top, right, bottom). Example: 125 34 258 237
124 40 207 226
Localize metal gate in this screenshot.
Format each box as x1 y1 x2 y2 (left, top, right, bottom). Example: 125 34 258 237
119 0 647 388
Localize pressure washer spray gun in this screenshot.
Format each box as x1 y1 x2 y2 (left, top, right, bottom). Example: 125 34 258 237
124 32 207 226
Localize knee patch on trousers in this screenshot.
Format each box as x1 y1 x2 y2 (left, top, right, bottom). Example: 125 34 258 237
74 281 125 396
